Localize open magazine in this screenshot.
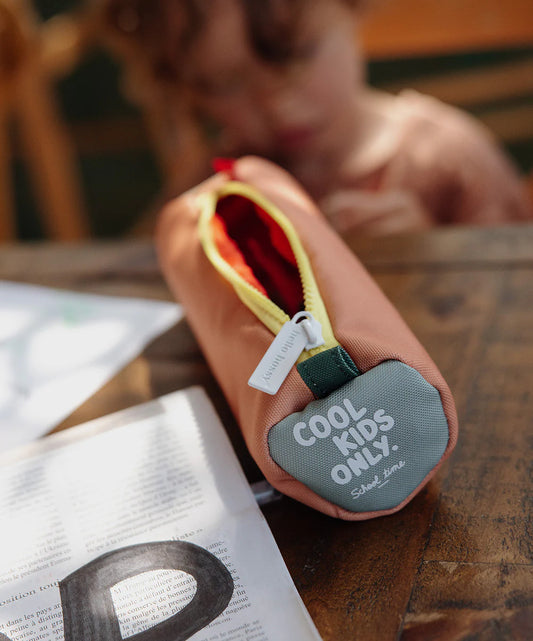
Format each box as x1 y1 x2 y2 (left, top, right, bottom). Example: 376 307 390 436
0 387 322 641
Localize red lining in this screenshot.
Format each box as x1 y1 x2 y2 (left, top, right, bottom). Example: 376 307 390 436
212 195 303 317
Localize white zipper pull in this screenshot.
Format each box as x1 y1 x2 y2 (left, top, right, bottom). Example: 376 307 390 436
248 312 325 395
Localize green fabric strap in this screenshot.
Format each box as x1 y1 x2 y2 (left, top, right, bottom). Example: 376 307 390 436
297 346 360 398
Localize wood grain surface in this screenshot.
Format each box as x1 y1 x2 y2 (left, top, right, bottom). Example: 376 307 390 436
1 224 532 640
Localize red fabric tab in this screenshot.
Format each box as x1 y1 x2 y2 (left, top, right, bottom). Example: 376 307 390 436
212 157 237 178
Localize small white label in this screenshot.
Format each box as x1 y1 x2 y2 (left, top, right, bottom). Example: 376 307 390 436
248 312 324 395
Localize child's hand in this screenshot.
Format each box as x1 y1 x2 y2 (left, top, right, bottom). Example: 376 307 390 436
320 189 433 236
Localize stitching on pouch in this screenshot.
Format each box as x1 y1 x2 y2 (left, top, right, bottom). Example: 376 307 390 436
300 361 326 397
334 347 359 378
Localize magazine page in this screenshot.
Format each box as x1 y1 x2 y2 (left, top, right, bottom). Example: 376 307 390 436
0 387 321 641
0 281 182 450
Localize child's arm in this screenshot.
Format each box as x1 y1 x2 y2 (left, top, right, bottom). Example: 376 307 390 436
321 95 532 234
396 92 532 225
320 188 432 236
432 112 533 225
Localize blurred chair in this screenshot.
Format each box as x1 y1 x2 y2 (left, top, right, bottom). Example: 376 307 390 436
0 0 91 241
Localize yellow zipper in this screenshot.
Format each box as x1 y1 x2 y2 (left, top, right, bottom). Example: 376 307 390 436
197 181 339 363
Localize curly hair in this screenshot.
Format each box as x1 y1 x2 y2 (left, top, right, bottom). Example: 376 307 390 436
99 0 363 81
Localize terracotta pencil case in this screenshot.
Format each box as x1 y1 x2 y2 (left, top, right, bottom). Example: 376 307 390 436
156 157 458 520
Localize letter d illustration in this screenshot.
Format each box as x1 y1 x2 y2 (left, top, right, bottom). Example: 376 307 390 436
59 541 234 641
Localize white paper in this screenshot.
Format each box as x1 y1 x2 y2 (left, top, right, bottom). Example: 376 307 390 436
0 281 182 451
0 387 322 641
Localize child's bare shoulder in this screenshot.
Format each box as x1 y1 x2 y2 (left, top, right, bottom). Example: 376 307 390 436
391 89 499 160
337 89 532 225
388 90 532 222
340 89 495 181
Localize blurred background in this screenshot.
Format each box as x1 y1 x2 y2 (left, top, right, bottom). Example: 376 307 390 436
1 0 533 240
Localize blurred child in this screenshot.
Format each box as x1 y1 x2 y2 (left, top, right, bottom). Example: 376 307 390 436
100 0 532 235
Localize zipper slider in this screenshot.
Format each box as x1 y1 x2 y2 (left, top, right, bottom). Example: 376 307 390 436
248 312 325 395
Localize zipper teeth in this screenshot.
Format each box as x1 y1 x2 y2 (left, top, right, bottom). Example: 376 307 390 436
197 191 289 332
294 252 312 314
302 282 314 317
198 182 338 355
234 275 289 326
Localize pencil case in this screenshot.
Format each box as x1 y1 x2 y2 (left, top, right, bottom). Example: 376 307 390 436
156 157 458 520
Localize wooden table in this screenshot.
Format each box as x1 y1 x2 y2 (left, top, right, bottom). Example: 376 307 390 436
1 225 532 640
